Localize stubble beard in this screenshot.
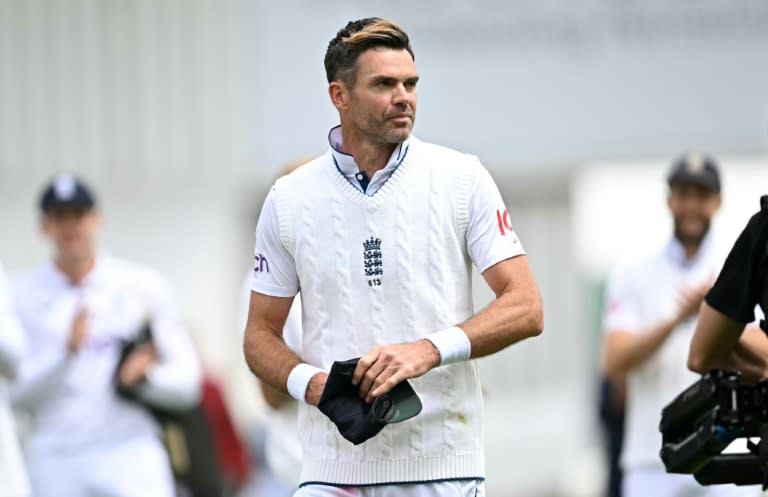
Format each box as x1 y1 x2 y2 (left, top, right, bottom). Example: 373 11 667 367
380 128 410 144
674 218 710 249
370 117 414 145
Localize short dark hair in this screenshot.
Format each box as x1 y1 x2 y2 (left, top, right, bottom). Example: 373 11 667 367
324 18 414 85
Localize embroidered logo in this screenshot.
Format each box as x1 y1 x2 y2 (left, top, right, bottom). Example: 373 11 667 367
253 254 269 273
363 237 383 287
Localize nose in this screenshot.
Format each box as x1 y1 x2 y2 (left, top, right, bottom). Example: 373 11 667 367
392 83 411 106
680 192 706 212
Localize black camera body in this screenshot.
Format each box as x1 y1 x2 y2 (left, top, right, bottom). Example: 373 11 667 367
659 369 768 487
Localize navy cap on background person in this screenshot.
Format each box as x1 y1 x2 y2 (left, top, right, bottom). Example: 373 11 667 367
39 174 97 213
667 153 721 193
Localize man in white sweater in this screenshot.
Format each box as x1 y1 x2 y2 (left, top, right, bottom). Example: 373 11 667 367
244 17 544 497
10 174 202 497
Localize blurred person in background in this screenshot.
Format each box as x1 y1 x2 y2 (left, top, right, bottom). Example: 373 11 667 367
9 173 202 497
239 159 308 497
124 331 251 497
601 155 761 497
194 372 252 496
244 17 543 497
0 260 31 497
597 374 626 497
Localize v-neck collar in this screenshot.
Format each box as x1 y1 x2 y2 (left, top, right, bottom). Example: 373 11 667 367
326 141 416 213
327 126 411 196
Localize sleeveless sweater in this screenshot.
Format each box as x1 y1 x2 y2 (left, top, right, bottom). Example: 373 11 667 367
271 137 485 486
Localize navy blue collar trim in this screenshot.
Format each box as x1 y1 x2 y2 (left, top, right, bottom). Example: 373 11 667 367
327 126 354 158
331 143 410 198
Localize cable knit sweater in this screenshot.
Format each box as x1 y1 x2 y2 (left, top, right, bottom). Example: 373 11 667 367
271 137 486 486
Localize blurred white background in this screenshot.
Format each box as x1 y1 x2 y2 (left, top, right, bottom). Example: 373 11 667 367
1 1 767 495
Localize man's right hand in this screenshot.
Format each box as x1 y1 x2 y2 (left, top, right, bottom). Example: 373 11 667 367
305 371 328 406
353 340 439 403
67 307 89 355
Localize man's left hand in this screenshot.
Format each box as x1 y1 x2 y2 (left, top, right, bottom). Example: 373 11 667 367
352 340 440 403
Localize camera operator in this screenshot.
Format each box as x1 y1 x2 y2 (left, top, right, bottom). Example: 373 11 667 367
688 196 768 380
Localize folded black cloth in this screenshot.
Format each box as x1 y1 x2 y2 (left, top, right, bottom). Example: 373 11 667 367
318 358 422 445
114 320 153 402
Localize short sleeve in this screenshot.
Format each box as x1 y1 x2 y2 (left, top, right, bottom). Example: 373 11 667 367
603 264 643 334
466 164 526 273
251 188 300 297
705 211 768 323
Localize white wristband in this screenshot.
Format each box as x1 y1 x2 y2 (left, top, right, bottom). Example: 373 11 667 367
425 326 471 365
286 363 325 403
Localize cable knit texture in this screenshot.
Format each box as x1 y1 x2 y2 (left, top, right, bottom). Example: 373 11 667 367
272 137 485 486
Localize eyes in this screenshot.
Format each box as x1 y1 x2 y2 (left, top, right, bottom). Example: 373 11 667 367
372 77 419 90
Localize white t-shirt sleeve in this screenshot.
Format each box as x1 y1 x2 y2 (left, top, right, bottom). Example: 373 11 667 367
251 189 300 298
603 265 642 334
466 165 526 273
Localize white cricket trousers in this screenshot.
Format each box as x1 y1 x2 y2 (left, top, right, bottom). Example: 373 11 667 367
27 435 175 497
294 480 484 497
624 467 760 497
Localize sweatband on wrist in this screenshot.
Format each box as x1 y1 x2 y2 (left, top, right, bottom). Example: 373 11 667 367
287 363 325 402
425 326 471 365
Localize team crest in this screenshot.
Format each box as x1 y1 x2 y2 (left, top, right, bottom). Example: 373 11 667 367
363 237 383 287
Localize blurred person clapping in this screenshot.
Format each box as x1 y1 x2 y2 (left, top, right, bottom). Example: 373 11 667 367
601 155 756 497
9 174 202 497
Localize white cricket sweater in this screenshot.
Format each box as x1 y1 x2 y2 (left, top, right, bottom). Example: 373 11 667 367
271 137 486 486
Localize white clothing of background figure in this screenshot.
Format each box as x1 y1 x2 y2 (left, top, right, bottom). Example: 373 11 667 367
605 237 758 497
11 254 201 497
602 155 760 497
0 260 31 497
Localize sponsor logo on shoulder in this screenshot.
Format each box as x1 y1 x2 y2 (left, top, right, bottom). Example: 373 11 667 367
254 254 270 273
496 208 515 238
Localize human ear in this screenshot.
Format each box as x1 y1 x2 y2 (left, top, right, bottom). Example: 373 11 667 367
328 81 349 111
